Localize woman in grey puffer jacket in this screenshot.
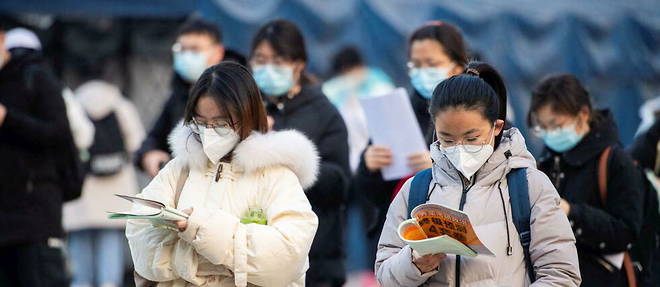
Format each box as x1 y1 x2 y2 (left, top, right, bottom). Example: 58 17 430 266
375 63 581 287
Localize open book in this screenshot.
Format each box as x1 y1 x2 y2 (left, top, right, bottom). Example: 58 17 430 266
107 194 189 230
398 203 494 257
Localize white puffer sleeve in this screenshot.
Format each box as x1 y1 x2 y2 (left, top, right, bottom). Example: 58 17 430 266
125 158 196 282
177 166 319 287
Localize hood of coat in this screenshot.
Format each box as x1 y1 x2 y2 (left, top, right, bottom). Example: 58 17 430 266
168 123 320 189
75 80 123 120
431 128 537 187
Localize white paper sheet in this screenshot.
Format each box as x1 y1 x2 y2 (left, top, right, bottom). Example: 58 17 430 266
360 88 428 180
603 252 625 269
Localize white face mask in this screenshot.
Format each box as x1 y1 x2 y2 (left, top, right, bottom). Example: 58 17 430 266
433 127 495 179
200 127 239 164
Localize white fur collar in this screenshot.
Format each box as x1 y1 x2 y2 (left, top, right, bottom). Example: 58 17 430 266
168 123 320 189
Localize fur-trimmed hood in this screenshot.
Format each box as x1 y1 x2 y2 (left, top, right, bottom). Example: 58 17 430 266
168 123 320 188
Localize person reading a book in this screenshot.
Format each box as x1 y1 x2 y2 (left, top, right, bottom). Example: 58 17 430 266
375 62 581 286
125 62 319 286
354 21 469 277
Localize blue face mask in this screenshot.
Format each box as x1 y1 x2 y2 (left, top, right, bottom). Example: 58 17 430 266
174 51 208 83
252 64 294 96
409 66 452 99
541 123 585 152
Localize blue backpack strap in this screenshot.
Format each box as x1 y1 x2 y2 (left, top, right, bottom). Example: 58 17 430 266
407 168 433 219
507 168 536 282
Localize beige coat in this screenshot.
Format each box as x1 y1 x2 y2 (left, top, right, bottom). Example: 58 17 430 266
376 129 581 287
63 81 145 231
126 124 320 287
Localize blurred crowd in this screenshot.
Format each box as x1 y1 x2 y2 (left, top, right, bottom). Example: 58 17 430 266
0 15 659 287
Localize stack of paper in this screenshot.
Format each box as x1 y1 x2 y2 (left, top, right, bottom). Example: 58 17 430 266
359 88 427 180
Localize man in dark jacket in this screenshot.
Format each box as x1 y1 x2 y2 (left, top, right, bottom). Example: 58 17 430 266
136 19 225 177
265 84 351 287
0 26 70 286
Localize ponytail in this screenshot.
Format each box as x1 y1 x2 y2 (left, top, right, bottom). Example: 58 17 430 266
463 62 507 123
462 62 508 149
429 61 508 150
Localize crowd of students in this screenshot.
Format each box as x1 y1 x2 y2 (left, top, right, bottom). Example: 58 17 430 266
0 16 659 287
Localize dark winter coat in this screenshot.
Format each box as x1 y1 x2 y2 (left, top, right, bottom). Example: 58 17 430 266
135 74 191 170
629 117 660 172
264 84 350 286
538 110 644 287
354 90 434 236
0 48 69 245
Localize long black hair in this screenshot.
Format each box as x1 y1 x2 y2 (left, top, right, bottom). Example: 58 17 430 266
430 61 507 149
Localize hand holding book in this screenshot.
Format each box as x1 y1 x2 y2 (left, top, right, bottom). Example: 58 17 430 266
398 203 494 257
107 194 190 231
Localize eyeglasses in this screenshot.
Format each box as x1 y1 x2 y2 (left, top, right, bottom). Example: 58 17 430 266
188 118 234 136
532 119 579 137
171 43 214 54
407 61 454 70
250 55 293 67
434 127 495 153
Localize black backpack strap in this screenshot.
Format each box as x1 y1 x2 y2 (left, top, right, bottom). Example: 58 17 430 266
507 168 536 282
407 168 433 219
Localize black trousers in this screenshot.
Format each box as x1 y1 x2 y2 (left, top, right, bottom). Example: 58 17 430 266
0 240 69 287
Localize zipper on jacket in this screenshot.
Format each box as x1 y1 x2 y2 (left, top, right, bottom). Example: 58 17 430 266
551 156 562 188
455 173 477 287
215 164 223 182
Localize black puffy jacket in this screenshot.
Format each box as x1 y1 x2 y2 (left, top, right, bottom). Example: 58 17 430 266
135 74 191 170
354 91 434 234
264 84 350 286
538 110 644 287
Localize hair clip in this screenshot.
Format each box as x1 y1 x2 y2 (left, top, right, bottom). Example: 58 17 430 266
466 68 480 76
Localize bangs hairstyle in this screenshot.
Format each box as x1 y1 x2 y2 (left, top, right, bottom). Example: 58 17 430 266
430 74 499 122
250 19 315 85
527 74 595 127
251 19 307 63
183 62 268 140
409 22 469 68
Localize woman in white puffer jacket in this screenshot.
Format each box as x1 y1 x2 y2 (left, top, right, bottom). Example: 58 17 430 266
126 62 319 287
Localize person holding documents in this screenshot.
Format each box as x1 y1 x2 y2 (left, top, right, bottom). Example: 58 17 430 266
376 62 581 286
355 21 468 270
529 74 644 287
126 62 319 286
